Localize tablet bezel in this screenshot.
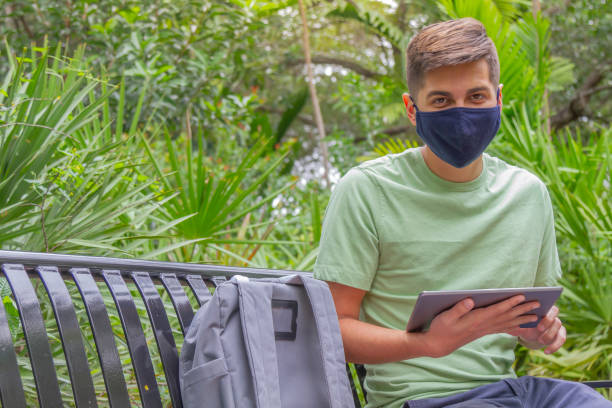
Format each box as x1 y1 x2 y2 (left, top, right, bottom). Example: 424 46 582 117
406 286 563 332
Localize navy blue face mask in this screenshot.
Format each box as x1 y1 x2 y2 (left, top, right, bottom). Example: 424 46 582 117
410 91 501 168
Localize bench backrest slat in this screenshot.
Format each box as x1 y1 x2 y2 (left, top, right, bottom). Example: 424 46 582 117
37 266 98 407
3 264 64 408
185 274 213 306
102 270 163 408
71 267 132 407
159 272 195 335
0 274 27 408
133 271 183 408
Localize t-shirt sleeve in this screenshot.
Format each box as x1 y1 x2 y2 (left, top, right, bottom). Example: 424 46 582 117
313 168 380 291
534 184 562 286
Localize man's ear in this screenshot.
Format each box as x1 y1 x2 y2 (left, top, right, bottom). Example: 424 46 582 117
402 93 417 126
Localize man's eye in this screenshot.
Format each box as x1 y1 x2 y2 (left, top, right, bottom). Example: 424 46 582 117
432 97 446 105
471 94 484 100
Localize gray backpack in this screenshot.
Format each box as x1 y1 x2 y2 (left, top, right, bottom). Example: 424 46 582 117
179 274 354 408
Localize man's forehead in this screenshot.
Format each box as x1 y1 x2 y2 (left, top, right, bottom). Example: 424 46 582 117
420 60 495 96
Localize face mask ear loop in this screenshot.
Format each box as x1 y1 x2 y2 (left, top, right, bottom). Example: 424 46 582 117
409 95 419 112
496 88 501 106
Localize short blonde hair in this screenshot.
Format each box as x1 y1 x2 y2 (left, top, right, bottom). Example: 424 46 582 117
406 18 500 97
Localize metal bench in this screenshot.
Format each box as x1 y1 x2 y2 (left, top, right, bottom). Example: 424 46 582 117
0 250 609 407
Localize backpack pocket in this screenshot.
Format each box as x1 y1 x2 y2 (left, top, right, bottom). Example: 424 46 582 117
182 358 235 408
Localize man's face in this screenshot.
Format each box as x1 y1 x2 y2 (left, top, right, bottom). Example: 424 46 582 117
403 59 501 123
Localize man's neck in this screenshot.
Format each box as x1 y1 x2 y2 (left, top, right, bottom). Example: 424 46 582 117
420 146 483 183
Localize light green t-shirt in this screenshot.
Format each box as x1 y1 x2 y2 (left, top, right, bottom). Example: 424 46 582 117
313 148 562 408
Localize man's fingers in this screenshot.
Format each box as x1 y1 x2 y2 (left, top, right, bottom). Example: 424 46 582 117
538 317 563 345
498 314 538 332
485 297 540 332
544 325 566 354
446 298 475 320
510 301 540 317
484 295 526 316
536 306 559 332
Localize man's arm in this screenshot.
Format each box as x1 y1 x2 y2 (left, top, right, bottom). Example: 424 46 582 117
330 282 430 363
329 281 541 364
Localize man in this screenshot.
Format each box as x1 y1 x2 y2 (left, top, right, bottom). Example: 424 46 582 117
313 18 611 408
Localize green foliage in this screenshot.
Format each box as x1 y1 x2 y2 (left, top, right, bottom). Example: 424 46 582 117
496 105 610 256
1 0 273 137
141 130 297 263
275 86 309 145
328 3 406 49
0 47 164 256
331 73 403 152
363 137 419 161
545 0 611 132
349 362 367 407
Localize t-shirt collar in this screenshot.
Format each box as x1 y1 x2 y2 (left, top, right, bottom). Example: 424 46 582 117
414 147 488 192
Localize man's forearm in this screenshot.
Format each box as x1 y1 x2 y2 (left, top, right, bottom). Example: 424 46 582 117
340 317 431 364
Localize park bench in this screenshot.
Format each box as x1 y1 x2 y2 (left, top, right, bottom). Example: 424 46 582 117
0 250 609 407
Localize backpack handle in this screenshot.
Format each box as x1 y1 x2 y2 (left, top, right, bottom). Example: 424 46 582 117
236 280 283 408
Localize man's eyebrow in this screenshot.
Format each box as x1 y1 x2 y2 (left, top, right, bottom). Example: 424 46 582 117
425 90 452 98
466 86 491 94
425 87 492 99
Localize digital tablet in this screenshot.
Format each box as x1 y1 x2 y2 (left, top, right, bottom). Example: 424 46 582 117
406 287 563 332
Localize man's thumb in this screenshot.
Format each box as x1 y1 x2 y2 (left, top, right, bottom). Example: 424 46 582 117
450 298 474 318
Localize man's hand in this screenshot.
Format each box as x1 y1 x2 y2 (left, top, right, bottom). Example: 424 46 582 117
506 305 566 354
423 295 540 358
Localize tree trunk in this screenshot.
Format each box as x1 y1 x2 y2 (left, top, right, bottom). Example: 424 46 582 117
297 0 331 188
533 0 551 134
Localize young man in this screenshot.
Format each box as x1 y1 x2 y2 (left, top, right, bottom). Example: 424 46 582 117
313 18 611 408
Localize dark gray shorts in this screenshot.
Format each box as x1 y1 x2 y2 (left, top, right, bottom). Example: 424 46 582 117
403 376 612 408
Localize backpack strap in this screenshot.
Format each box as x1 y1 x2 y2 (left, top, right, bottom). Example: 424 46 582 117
235 279 283 408
280 275 354 407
